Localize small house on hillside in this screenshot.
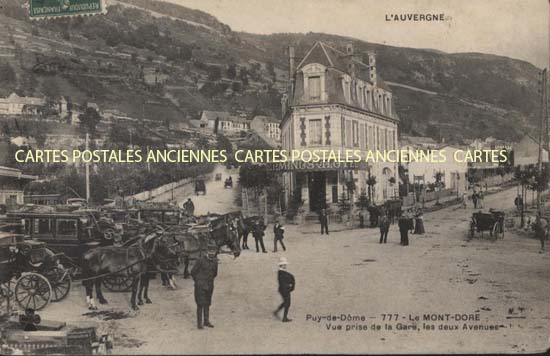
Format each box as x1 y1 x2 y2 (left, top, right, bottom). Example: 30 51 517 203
250 115 281 142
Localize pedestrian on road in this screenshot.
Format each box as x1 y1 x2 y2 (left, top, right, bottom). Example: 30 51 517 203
253 221 268 253
398 214 410 246
514 195 523 212
319 209 329 235
472 191 478 209
191 245 218 330
462 192 467 209
414 210 425 235
378 213 390 243
183 198 195 216
273 257 295 322
534 213 546 253
478 192 484 209
273 220 286 252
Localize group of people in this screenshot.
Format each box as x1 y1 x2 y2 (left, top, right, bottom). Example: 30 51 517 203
190 245 295 330
243 218 287 253
471 191 484 209
378 208 425 246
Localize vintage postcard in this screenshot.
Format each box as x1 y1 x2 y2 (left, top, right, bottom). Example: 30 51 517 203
0 0 549 354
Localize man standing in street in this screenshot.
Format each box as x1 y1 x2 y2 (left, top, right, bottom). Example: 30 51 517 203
183 198 195 216
319 209 329 235
191 245 218 329
253 220 268 253
398 214 410 246
534 213 546 253
378 212 390 244
472 191 478 209
273 219 286 252
273 257 295 322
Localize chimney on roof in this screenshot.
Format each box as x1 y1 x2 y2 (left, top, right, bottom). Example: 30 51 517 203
288 46 295 82
346 43 356 78
367 51 377 84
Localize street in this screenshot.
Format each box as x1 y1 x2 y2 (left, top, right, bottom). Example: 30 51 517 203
36 183 550 354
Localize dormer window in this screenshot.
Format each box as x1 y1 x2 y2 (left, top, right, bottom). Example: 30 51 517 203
308 76 321 100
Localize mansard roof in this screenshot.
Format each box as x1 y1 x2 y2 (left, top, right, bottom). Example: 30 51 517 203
296 42 391 91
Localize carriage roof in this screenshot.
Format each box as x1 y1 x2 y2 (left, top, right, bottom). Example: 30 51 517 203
7 211 97 219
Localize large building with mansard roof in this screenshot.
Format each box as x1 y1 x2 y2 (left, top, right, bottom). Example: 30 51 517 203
279 41 399 213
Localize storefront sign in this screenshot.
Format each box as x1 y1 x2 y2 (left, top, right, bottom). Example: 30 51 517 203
266 161 368 172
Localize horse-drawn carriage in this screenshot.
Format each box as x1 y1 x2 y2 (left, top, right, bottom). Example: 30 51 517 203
0 233 71 311
6 209 116 264
224 177 233 189
468 210 505 240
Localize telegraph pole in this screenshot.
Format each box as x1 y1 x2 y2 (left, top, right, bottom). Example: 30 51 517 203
85 132 90 204
537 68 548 216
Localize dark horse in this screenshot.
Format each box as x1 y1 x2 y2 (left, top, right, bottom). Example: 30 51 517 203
234 215 263 250
177 213 241 279
82 233 178 310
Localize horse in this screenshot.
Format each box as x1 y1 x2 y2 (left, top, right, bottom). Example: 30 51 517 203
234 215 263 249
82 232 179 310
177 214 241 279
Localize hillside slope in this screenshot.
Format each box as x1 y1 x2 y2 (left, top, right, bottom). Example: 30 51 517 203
0 0 541 142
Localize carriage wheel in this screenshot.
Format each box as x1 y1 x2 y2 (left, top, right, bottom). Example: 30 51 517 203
14 273 52 311
102 274 133 292
46 267 72 302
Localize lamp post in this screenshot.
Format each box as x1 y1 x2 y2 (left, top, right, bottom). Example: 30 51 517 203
456 171 460 200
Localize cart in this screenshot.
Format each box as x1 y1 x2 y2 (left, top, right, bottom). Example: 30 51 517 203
468 210 505 240
224 177 233 189
0 234 71 311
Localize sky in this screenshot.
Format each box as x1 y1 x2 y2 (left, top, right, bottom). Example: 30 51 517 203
165 0 549 68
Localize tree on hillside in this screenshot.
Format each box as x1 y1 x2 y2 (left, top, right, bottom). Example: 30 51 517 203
79 107 102 135
207 66 222 81
0 62 16 86
226 64 237 79
41 78 60 98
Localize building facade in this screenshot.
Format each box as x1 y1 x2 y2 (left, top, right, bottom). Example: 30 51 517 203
0 166 37 207
401 145 468 194
279 42 400 213
0 93 46 116
199 110 251 134
250 115 281 143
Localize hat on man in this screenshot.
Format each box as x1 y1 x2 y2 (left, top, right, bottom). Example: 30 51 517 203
278 257 288 266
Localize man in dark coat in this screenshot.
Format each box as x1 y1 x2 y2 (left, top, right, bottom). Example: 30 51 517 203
472 192 478 209
398 215 410 246
183 198 195 216
319 209 329 235
273 257 295 322
253 220 267 253
273 221 286 252
191 246 218 329
378 213 390 244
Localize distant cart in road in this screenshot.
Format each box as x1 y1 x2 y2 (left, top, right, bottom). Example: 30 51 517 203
468 210 505 240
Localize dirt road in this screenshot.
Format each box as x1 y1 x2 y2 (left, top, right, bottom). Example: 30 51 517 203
36 186 550 354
